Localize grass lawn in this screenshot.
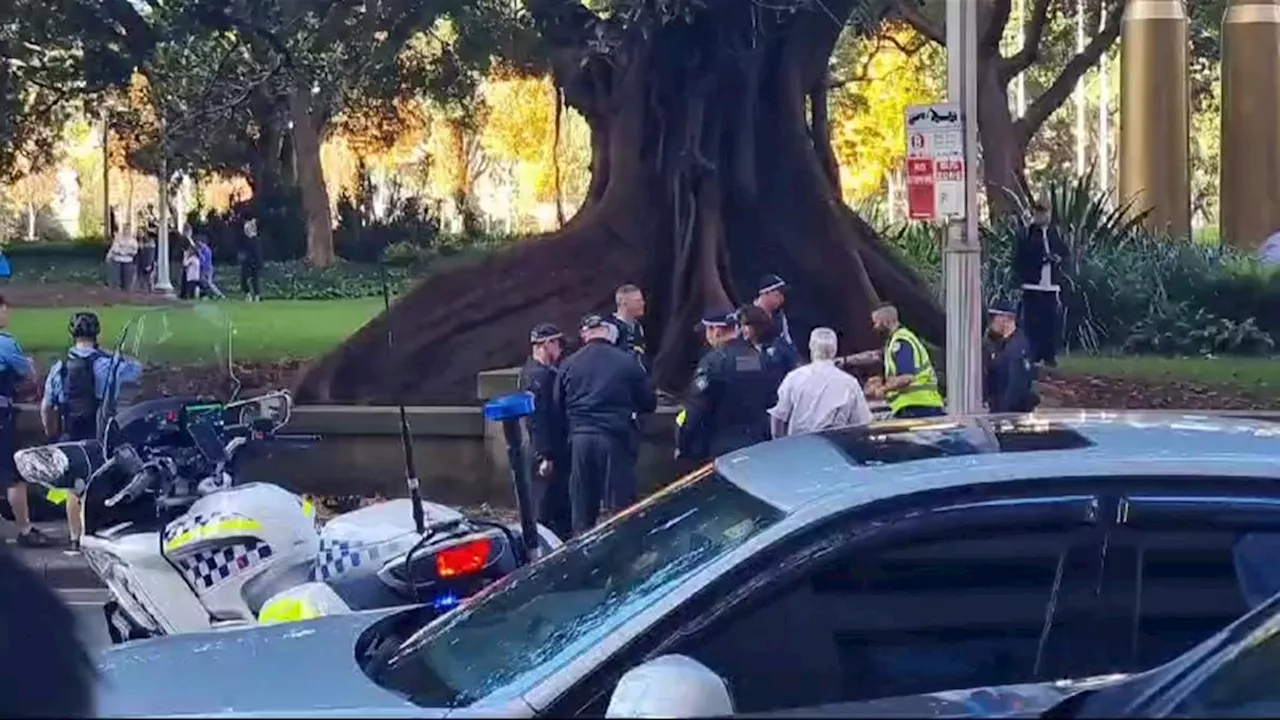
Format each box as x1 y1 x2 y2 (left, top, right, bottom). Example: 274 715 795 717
7 298 383 364
1060 354 1280 399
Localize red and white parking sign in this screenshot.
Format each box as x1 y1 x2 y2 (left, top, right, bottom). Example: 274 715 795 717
904 103 966 221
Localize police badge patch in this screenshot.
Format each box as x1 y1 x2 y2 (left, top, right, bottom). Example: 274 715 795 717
694 374 709 391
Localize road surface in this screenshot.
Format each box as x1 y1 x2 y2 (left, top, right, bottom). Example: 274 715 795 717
63 588 112 649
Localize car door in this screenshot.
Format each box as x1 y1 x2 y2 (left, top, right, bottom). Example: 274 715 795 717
545 483 1118 716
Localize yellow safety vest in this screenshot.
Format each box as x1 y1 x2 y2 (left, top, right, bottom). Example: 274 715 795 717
883 326 944 414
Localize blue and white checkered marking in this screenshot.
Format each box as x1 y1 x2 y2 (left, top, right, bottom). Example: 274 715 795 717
175 540 274 593
314 536 417 581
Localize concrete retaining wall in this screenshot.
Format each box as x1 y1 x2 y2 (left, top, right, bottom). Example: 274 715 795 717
10 367 1278 507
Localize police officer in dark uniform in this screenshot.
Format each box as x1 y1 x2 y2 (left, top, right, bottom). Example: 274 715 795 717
0 295 42 547
604 283 648 370
985 302 1039 413
754 274 799 362
516 323 571 540
675 310 779 462
553 314 657 535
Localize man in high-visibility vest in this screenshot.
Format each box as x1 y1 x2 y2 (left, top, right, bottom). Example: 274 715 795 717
839 303 945 419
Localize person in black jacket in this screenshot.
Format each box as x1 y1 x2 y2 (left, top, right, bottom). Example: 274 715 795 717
604 283 648 370
517 323 571 539
553 314 657 535
985 302 1039 413
676 310 780 462
1014 203 1070 367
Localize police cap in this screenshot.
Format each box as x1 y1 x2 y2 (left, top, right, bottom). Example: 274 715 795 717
697 310 739 331
529 323 563 344
987 300 1018 317
580 314 608 332
757 274 788 295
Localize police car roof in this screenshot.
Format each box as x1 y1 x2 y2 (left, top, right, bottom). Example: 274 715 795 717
713 410 1280 513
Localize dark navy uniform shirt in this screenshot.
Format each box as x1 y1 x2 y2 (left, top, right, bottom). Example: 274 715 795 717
553 339 657 439
517 357 566 462
678 338 778 460
988 330 1038 413
605 315 648 372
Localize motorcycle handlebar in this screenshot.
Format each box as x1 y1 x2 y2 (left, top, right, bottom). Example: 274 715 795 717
104 462 165 508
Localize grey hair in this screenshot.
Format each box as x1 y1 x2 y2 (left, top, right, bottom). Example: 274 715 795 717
809 327 838 360
615 284 642 304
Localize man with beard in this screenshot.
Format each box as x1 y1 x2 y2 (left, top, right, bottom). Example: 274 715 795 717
517 323 571 539
843 303 945 419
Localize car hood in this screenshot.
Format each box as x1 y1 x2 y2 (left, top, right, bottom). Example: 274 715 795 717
94 609 441 718
758 673 1133 718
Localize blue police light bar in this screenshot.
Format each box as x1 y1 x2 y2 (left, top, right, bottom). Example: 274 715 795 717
483 392 536 422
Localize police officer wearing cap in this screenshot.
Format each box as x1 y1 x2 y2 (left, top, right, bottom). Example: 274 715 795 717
41 312 144 551
553 314 657 535
755 273 798 357
985 301 1039 413
675 310 778 462
516 323 571 539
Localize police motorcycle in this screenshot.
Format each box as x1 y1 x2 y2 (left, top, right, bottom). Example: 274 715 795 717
13 306 562 644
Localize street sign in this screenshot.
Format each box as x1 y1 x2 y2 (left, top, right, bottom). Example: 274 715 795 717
904 103 966 221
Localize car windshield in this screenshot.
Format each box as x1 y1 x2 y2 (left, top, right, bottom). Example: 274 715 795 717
371 467 785 708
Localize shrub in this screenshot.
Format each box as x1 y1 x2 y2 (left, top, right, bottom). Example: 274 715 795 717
1 237 108 260
334 192 442 263
1123 302 1274 357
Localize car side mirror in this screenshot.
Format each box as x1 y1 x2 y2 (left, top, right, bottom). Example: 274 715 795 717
605 655 734 718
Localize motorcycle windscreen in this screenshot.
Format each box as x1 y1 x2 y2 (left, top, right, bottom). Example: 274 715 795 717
14 440 104 490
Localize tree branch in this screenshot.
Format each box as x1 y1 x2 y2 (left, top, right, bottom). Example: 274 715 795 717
984 0 1012 49
1000 0 1053 82
526 0 602 48
1017 0 1125 139
887 0 944 45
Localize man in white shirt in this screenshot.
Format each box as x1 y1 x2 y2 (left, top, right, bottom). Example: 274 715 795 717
768 328 872 438
1013 203 1070 367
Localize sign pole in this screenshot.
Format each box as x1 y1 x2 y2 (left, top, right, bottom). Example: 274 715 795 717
944 0 983 415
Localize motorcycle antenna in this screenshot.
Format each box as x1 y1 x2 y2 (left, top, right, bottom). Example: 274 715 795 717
375 228 426 536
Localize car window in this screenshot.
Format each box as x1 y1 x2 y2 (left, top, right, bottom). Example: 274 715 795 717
1169 617 1280 717
370 468 785 708
667 521 1109 713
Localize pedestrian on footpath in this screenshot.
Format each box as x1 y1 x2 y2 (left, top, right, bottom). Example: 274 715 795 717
41 312 144 552
1015 203 1070 367
0 295 43 547
770 328 872 438
985 302 1039 413
553 314 656 536
517 323 571 540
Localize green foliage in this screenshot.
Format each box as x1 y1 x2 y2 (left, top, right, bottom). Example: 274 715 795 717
1123 302 1274 358
881 175 1280 359
334 192 442 263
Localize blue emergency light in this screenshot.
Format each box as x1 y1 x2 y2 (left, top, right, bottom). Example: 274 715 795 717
483 392 536 422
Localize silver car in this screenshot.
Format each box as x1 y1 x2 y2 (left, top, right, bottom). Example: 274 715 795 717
96 411 1280 717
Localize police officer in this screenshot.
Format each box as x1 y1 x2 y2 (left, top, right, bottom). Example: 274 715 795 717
553 314 657 535
41 312 143 552
675 310 779 462
516 323 571 540
0 295 42 547
985 302 1039 413
605 283 648 370
754 274 798 359
852 303 945 419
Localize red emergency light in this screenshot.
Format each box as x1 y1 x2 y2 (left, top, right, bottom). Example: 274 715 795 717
435 537 493 578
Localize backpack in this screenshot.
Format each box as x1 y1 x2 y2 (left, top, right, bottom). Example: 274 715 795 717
59 350 106 441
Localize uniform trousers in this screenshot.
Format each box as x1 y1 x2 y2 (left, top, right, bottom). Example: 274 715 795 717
568 432 638 536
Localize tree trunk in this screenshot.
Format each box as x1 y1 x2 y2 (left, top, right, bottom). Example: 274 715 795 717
289 89 335 267
977 60 1030 217
26 202 36 240
294 3 944 405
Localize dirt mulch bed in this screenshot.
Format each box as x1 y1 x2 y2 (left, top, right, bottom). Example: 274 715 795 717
2 282 180 309
134 359 308 398
1038 370 1277 412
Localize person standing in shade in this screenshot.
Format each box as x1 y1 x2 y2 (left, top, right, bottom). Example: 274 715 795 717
754 274 798 358
239 217 263 302
0 296 43 547
553 315 656 535
1015 203 1070 367
737 303 798 386
985 302 1039 413
770 327 872 438
41 312 144 552
843 303 945 419
605 283 648 370
179 242 201 300
517 323 571 540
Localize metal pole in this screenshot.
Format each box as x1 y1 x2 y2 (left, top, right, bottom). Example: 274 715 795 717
102 113 111 239
944 0 983 415
154 129 175 295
